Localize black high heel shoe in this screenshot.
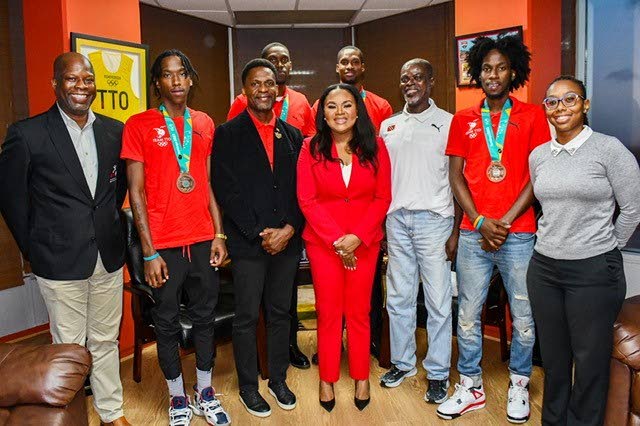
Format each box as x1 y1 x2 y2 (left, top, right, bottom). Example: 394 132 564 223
354 380 370 411
319 382 335 412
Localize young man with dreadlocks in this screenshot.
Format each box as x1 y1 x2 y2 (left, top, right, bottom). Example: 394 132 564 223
121 50 230 426
436 36 550 423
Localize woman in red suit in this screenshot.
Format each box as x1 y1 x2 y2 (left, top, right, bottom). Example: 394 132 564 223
297 83 391 412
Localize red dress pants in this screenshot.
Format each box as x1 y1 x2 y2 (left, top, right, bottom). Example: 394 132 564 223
306 241 380 382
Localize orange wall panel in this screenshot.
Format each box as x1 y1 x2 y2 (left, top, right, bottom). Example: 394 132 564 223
22 0 66 116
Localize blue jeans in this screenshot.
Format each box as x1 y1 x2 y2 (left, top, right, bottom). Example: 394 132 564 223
386 209 453 380
456 230 535 379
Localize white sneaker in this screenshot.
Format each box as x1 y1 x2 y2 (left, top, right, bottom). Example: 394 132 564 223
191 386 231 425
436 375 486 420
169 396 193 426
507 374 530 424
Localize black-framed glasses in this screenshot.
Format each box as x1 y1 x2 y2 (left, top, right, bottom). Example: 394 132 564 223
542 92 585 110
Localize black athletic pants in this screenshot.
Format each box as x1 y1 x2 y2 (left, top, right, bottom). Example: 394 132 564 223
231 253 300 391
527 249 626 426
151 240 219 380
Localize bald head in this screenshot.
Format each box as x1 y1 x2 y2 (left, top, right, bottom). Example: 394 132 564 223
51 52 96 127
53 52 93 83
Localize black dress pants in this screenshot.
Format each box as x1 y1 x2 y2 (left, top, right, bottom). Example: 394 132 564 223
527 249 626 426
152 240 219 380
232 253 300 391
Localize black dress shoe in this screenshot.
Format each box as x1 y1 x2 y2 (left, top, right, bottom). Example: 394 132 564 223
320 398 336 412
268 381 297 410
319 381 335 412
354 380 370 411
289 345 310 369
239 389 271 417
354 396 370 411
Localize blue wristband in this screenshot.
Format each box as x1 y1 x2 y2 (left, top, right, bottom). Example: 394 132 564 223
143 252 159 262
475 217 485 230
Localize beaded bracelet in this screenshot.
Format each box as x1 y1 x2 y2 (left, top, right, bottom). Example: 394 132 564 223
143 252 160 262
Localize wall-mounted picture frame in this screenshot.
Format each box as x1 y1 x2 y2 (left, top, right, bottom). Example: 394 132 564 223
71 33 149 123
455 26 523 87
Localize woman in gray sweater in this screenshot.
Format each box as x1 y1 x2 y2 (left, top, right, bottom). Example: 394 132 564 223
527 75 640 426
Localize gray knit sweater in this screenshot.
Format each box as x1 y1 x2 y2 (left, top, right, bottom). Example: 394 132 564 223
529 129 640 260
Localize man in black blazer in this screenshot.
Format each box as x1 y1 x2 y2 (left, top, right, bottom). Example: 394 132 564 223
0 52 130 426
212 59 304 418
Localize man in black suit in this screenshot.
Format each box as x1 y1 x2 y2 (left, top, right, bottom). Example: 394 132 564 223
0 52 130 426
212 59 304 418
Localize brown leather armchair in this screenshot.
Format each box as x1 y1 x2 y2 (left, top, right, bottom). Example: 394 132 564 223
606 295 640 426
0 343 91 426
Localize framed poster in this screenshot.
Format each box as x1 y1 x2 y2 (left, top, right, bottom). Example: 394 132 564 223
71 33 149 123
455 26 523 87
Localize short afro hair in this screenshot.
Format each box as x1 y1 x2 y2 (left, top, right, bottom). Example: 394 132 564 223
337 45 364 63
467 35 531 91
261 42 289 59
241 58 277 85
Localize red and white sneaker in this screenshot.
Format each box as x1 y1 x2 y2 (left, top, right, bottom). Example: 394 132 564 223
436 375 486 420
507 374 530 424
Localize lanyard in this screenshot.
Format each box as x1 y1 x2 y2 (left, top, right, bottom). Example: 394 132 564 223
280 94 289 121
160 104 192 173
360 88 366 100
480 98 512 162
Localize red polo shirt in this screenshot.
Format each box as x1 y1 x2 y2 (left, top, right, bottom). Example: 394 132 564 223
312 88 393 134
248 110 276 169
120 108 215 249
446 96 550 233
227 86 316 136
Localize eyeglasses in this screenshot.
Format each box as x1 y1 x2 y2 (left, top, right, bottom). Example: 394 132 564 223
542 92 585 110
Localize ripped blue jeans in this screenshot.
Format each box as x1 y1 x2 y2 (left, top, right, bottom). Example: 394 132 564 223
455 230 535 379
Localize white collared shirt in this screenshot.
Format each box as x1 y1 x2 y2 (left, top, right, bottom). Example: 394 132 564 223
380 99 454 216
550 125 593 157
57 103 98 197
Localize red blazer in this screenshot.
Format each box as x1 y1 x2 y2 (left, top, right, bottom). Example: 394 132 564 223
297 136 391 250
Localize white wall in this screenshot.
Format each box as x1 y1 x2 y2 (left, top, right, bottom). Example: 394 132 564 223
623 251 640 297
0 274 48 338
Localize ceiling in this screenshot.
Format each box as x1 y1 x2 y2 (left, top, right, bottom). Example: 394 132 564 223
139 0 451 28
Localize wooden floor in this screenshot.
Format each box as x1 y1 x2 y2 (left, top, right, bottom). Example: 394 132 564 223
86 330 543 425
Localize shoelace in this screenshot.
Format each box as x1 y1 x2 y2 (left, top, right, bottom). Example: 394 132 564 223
169 405 191 426
508 385 528 402
450 383 471 402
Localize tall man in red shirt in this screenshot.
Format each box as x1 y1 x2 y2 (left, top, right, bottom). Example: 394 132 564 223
436 36 550 423
227 42 315 138
228 42 312 369
212 59 304 418
312 45 393 134
121 50 230 426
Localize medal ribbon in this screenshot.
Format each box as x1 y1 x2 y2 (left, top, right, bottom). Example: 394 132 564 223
360 88 366 100
481 98 512 162
160 104 192 173
279 94 289 121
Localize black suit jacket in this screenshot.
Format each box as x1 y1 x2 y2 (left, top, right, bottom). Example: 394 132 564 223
0 105 127 280
212 110 304 258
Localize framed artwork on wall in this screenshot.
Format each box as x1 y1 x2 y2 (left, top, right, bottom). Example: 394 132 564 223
455 26 523 87
71 33 149 123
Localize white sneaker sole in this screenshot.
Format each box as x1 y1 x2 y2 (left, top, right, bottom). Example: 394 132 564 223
268 388 297 410
436 400 486 420
380 367 418 388
191 405 231 426
424 392 449 404
239 396 271 418
507 413 530 424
